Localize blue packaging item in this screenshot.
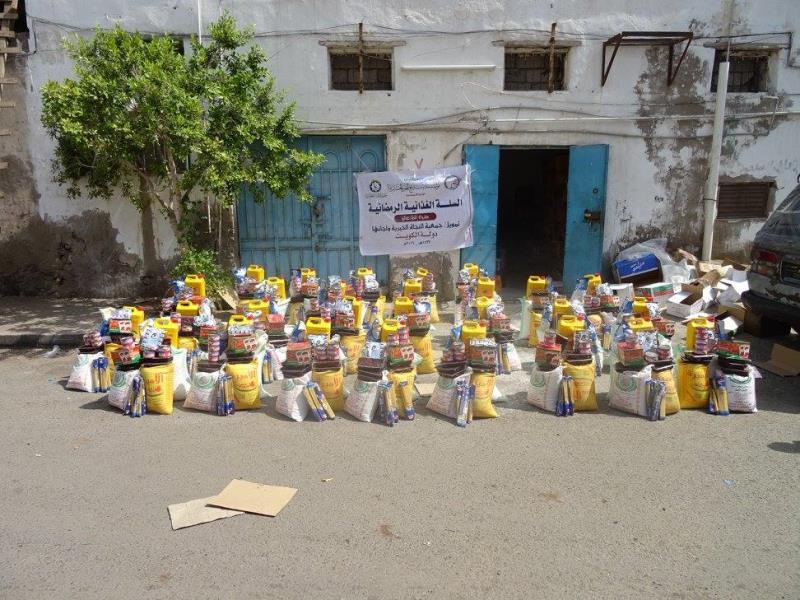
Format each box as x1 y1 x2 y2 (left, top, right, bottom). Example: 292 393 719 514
613 253 660 281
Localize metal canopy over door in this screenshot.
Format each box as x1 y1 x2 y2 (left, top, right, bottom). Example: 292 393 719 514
562 144 609 291
237 135 389 282
461 144 500 275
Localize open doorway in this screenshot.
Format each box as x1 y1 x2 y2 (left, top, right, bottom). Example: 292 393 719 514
496 148 569 287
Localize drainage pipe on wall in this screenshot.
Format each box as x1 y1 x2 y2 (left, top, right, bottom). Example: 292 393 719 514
701 61 729 261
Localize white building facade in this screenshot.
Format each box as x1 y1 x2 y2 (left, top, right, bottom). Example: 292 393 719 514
2 0 799 296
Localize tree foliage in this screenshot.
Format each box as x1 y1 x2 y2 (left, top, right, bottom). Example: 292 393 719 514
41 13 323 247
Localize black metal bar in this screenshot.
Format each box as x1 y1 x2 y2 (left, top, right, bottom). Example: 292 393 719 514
601 37 621 86
668 32 693 86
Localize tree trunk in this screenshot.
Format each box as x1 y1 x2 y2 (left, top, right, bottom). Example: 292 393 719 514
217 203 239 272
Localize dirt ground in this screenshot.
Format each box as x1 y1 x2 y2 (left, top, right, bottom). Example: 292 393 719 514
1 303 799 599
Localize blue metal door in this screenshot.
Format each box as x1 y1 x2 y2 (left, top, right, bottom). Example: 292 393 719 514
563 144 608 291
461 144 500 275
238 136 389 282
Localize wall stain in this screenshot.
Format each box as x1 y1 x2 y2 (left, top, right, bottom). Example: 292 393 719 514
389 252 455 302
0 210 167 297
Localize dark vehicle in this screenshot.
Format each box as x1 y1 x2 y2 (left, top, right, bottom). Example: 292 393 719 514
742 183 800 333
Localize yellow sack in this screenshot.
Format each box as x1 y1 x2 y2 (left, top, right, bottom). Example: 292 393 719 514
652 366 680 415
470 371 498 418
528 310 543 347
104 342 120 376
411 332 435 374
564 360 597 411
388 368 416 418
430 295 440 323
141 362 175 415
287 300 303 325
677 358 710 409
225 360 262 410
340 331 366 375
177 336 198 352
374 296 386 324
312 367 345 412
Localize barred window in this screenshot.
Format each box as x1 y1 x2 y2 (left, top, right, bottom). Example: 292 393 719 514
504 48 567 91
717 181 772 219
711 49 771 93
330 49 392 91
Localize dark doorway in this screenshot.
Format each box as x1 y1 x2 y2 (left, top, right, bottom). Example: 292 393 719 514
496 148 569 287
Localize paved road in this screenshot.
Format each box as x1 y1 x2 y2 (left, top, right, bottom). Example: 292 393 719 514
1 326 798 599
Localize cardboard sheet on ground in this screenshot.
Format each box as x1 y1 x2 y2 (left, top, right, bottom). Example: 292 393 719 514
168 497 243 530
208 479 297 516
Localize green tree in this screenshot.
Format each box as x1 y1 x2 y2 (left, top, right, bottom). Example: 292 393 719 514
41 13 322 251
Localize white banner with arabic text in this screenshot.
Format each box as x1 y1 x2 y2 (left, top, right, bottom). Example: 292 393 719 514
356 166 473 256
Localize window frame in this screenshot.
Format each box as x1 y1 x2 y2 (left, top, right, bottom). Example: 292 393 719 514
502 46 569 92
328 47 394 92
716 180 775 220
710 48 776 94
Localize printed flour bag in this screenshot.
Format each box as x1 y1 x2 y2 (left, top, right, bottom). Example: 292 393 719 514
651 365 680 415
677 357 710 409
563 360 597 411
312 367 345 412
225 360 261 410
388 368 417 418
505 343 522 372
518 298 532 339
172 348 192 401
411 332 435 374
470 371 498 418
141 362 175 415
184 367 223 412
276 374 311 421
609 364 651 417
427 372 471 418
345 378 381 422
724 369 757 413
107 367 140 411
66 351 103 392
340 331 366 375
527 365 563 412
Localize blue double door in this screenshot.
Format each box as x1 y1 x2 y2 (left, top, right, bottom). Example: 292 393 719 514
237 136 389 282
462 144 609 291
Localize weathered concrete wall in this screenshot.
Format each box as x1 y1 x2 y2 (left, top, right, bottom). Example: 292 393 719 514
12 0 800 295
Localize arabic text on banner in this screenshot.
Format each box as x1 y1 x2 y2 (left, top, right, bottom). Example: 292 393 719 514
356 165 473 256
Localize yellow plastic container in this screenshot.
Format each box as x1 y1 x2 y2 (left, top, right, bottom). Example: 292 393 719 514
153 317 180 348
553 297 573 320
402 278 422 297
301 268 316 282
557 314 586 342
246 264 265 283
461 320 487 343
632 296 649 316
415 267 429 278
240 299 269 320
176 300 199 317
177 336 197 352
305 316 331 339
266 276 286 300
394 296 414 316
528 311 543 347
463 263 479 279
477 276 496 299
356 267 374 279
475 296 492 320
686 317 715 352
122 306 145 334
583 273 602 295
628 316 655 333
526 276 547 297
228 314 254 328
184 274 206 298
343 295 365 328
374 296 387 324
380 318 400 342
